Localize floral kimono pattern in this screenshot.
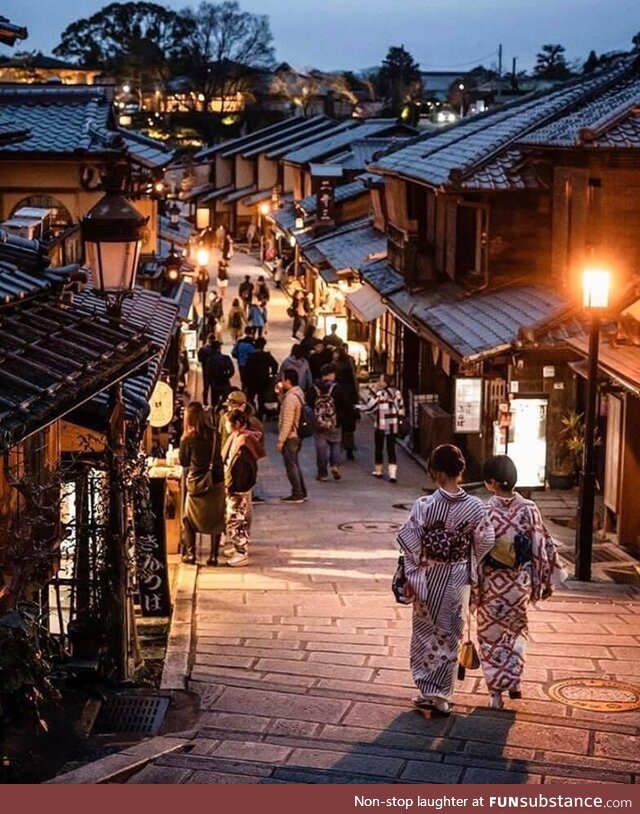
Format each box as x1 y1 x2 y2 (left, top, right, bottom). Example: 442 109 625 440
397 489 494 702
475 493 566 692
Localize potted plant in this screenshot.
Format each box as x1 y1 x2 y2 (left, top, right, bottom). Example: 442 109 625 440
548 411 583 489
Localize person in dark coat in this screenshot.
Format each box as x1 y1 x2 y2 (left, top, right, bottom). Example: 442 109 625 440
206 340 235 411
179 402 225 565
238 275 254 315
244 337 279 421
308 339 333 381
333 344 360 460
299 324 317 359
197 333 216 407
306 363 352 481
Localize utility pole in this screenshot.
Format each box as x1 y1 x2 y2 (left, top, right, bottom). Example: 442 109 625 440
512 57 518 91
497 44 503 102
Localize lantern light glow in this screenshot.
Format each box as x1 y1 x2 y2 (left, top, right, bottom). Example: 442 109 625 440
582 267 610 309
259 202 271 216
196 246 210 267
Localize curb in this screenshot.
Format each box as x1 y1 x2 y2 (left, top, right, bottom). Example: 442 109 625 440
45 736 189 784
160 562 198 691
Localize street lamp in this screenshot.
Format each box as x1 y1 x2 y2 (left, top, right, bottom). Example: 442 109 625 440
164 242 182 283
196 246 210 268
575 265 610 582
168 201 181 229
195 204 211 231
259 201 270 263
80 174 148 681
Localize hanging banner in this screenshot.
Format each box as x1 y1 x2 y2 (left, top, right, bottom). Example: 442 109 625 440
149 381 174 428
316 178 335 225
454 377 483 433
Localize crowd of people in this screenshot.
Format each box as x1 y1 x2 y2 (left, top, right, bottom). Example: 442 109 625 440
180 241 567 715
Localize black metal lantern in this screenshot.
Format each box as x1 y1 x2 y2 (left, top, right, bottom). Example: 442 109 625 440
164 242 182 283
169 201 181 228
81 191 148 304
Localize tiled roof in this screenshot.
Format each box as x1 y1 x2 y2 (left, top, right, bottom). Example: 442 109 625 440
310 223 386 272
119 128 176 169
240 117 339 159
371 59 635 189
361 260 404 296
388 283 571 361
282 120 405 166
297 216 371 249
265 120 355 160
159 214 194 247
196 115 330 160
0 293 160 452
519 75 640 149
567 336 640 396
336 138 412 170
462 149 546 191
299 178 369 216
0 84 113 155
0 16 27 45
222 185 257 204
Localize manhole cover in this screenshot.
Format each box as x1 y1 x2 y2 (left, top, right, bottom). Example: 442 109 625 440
95 694 170 735
338 520 402 533
547 678 640 712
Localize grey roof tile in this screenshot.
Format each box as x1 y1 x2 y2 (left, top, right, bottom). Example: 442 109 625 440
282 120 403 165
310 224 386 272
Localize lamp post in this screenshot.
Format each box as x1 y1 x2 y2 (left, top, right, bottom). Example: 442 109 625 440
575 266 610 582
168 201 181 230
164 242 182 284
259 202 270 263
81 172 147 680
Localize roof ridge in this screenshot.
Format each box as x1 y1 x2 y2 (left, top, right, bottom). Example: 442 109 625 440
578 82 640 143
450 59 633 184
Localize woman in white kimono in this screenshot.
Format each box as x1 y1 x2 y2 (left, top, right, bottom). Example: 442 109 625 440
397 444 494 715
477 455 567 709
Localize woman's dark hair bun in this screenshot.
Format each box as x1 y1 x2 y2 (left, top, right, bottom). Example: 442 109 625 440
483 455 518 491
428 444 466 478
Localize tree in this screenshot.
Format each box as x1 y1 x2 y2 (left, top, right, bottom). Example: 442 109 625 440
376 45 422 116
534 43 572 80
177 1 275 114
582 50 600 74
53 2 189 87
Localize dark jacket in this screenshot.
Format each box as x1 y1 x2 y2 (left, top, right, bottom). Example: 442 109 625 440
256 281 270 302
208 351 235 386
197 343 215 382
306 378 352 430
179 427 224 484
335 355 359 404
308 347 334 380
223 430 263 494
245 349 278 392
239 280 254 303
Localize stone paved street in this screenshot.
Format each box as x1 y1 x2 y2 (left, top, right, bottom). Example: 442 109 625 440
128 250 640 785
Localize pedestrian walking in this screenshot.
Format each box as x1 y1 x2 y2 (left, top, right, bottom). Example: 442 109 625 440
244 337 279 421
179 402 225 566
256 275 270 303
197 333 216 407
239 274 254 315
476 455 567 709
259 300 268 335
215 223 226 251
333 344 360 460
357 373 405 483
227 297 245 342
299 324 317 358
273 256 284 289
279 344 312 392
323 323 342 351
221 410 262 567
308 338 333 380
397 444 494 716
288 290 307 339
276 368 307 503
222 233 234 261
217 260 229 298
306 363 351 482
205 340 234 412
247 300 266 338
231 327 256 391
246 222 257 250
207 292 224 338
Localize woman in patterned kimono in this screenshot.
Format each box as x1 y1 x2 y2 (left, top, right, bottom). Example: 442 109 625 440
397 445 494 716
477 455 567 709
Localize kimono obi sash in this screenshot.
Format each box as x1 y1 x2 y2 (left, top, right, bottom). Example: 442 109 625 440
420 522 472 565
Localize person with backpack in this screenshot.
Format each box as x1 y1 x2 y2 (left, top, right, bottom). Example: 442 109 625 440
357 372 406 483
239 275 254 315
227 297 245 342
222 410 264 567
244 337 279 421
276 368 308 503
206 340 235 411
278 344 312 392
231 327 256 391
306 363 351 482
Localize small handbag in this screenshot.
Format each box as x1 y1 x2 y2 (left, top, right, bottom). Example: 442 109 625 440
458 606 480 679
392 555 415 605
185 430 220 496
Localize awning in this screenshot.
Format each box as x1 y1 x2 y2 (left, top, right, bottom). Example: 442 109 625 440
241 189 274 207
346 284 386 323
568 338 640 398
201 184 234 203
221 185 257 204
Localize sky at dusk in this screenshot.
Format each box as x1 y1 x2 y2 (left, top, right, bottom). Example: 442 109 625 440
2 0 638 73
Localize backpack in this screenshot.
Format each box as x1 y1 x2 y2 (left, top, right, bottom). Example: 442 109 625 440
229 310 242 329
294 394 315 439
313 384 337 431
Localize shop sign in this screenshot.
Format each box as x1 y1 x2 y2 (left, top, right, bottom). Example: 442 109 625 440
454 377 483 433
149 381 174 428
316 178 335 224
135 478 171 617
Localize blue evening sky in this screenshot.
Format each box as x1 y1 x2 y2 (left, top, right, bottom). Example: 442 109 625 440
2 0 638 73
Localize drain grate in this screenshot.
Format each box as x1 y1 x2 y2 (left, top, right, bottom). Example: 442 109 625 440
94 694 169 735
